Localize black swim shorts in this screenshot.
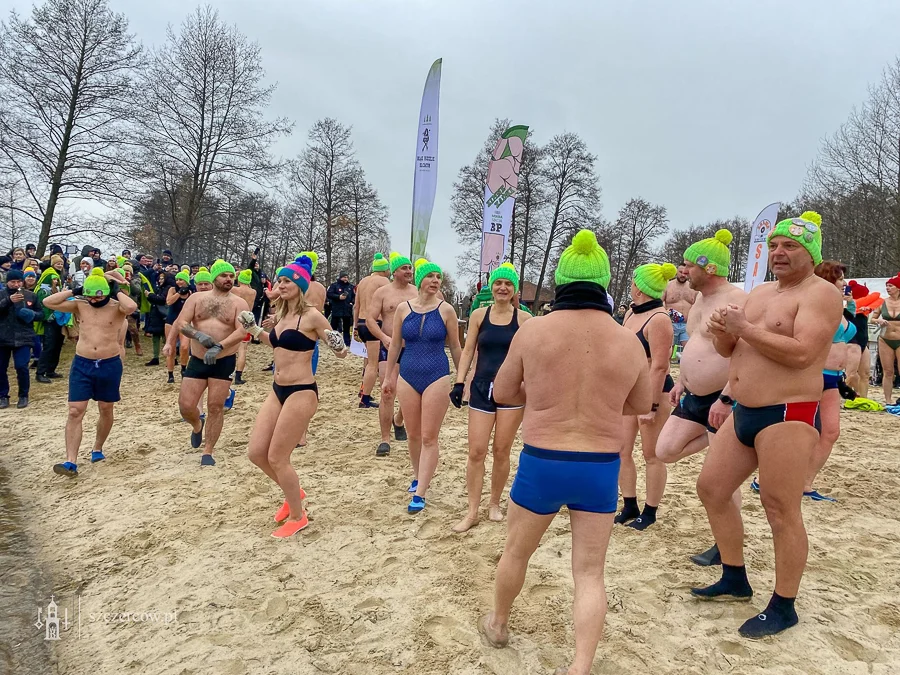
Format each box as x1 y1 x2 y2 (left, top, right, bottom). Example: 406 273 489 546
183 354 236 381
672 388 722 434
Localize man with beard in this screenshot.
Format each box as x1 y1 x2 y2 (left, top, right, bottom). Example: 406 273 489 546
354 253 391 408
44 268 137 476
366 253 417 456
655 230 746 566
166 260 249 466
663 264 698 354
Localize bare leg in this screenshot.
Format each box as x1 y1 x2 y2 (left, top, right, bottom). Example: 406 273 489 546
656 415 710 464
453 409 495 532
362 341 380 396
267 390 317 520
237 341 247 374
394 407 404 428
489 407 523 519
879 339 895 403
94 402 115 451
179 377 207 434
396 378 422 480
413 376 451 498
203 379 232 456
378 364 399 443
639 404 672 508
165 325 176 373
65 401 89 463
696 415 758 566
483 501 556 646
804 390 840 492
248 391 282 483
857 347 871 399
844 345 862 392
757 422 817 597
618 415 639 499
567 509 615 675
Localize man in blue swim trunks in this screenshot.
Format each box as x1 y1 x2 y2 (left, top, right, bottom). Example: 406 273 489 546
692 211 842 639
663 264 696 357
44 268 138 477
479 230 652 675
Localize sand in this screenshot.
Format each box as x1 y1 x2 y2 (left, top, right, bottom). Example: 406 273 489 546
1 342 899 675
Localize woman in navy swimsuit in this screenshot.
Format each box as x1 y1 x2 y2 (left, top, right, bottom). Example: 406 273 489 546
383 259 462 513
241 256 347 538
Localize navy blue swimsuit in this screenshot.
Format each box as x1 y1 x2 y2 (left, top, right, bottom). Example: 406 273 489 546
399 301 449 395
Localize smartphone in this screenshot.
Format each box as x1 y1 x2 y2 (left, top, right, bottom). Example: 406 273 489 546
843 286 851 296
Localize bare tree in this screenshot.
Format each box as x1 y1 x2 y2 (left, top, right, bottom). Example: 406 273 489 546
508 141 548 291
604 198 668 305
341 165 389 283
130 5 291 260
531 132 602 305
0 0 141 255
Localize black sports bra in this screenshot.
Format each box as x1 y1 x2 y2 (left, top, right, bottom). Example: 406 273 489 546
269 315 317 352
635 312 667 358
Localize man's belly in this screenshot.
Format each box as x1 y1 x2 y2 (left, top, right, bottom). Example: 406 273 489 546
729 349 826 407
679 339 730 395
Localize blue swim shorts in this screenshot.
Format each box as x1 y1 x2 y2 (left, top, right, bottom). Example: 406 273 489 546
509 445 620 515
68 354 122 403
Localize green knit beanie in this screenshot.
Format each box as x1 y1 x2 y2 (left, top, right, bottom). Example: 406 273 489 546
372 253 390 272
194 267 212 284
684 229 733 277
390 251 412 274
414 258 442 288
554 230 611 288
767 211 823 265
489 262 519 293
175 270 191 284
116 256 127 268
238 269 252 284
83 268 110 297
210 259 235 279
633 263 678 299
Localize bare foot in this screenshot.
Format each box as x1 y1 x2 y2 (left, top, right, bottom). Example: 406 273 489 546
452 515 479 533
554 669 571 675
478 613 508 648
488 504 504 522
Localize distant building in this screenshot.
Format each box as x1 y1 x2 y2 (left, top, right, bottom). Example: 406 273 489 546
519 280 553 309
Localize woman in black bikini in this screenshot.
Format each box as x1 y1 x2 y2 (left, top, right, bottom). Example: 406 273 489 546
874 274 900 405
617 262 676 530
240 256 347 538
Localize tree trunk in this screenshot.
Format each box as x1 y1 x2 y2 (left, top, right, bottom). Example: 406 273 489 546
518 197 532 290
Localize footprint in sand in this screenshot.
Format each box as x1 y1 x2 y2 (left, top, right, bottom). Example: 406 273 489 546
416 518 442 539
354 597 383 611
717 641 750 658
826 633 879 663
424 615 474 648
528 584 563 601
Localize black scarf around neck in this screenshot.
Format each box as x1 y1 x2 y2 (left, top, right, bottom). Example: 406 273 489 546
631 298 663 314
88 295 112 308
551 282 613 315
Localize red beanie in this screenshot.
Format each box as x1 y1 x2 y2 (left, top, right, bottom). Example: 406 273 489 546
848 280 868 300
888 275 900 291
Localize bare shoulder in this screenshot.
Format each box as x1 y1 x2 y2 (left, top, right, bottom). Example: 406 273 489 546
725 285 748 304
231 293 250 312
808 277 842 306
469 306 487 323
517 308 533 323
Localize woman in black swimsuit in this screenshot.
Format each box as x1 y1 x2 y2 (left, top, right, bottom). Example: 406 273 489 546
241 256 347 538
449 264 531 532
617 262 676 530
164 271 192 383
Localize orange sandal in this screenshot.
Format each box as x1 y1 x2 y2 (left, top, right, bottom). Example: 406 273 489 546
271 512 309 538
274 489 307 522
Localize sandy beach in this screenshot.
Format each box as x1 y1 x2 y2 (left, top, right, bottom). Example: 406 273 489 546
1 342 899 675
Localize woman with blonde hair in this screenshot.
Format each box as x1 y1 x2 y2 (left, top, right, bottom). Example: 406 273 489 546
240 256 348 538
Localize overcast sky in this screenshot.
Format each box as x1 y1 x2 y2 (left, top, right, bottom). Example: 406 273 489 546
7 0 900 276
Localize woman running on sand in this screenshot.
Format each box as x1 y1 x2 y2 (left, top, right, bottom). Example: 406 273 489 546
450 263 531 532
240 256 348 538
382 258 462 513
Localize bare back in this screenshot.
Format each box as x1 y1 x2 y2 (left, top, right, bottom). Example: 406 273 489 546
356 273 390 320
72 300 129 360
664 279 697 319
232 284 256 311
498 311 651 452
681 283 746 395
306 281 326 313
370 281 417 338
730 277 840 406
186 290 246 358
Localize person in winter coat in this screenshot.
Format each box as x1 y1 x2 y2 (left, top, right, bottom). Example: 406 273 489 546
35 256 70 383
8 248 26 272
122 265 143 356
143 271 171 366
73 257 93 286
326 270 356 346
0 269 43 408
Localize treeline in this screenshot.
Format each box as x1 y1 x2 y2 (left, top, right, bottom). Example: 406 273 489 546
0 1 389 283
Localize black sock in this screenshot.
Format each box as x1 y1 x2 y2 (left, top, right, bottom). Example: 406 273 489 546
361 394 371 405
691 563 753 600
739 592 798 638
627 504 658 531
236 370 242 378
615 497 641 524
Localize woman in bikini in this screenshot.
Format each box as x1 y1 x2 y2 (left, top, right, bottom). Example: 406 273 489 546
450 263 531 532
241 256 348 538
382 258 462 513
874 274 900 405
617 262 676 530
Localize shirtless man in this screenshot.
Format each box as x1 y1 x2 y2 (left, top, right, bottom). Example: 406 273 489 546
166 260 249 466
366 252 417 457
232 269 258 385
353 253 391 408
46 268 138 477
663 264 698 351
691 214 841 638
656 230 745 566
479 230 651 675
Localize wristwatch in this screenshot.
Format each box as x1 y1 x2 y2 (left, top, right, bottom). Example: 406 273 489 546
718 394 734 406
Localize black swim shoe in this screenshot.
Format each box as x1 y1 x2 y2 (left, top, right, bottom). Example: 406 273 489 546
690 544 722 567
691 564 753 601
738 593 798 639
191 418 205 449
376 442 391 457
393 424 407 442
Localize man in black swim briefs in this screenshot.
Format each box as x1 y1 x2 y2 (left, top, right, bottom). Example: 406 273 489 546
353 253 391 408
691 212 842 639
655 230 745 565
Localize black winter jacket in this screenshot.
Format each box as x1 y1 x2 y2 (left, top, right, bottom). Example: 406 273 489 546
0 287 42 347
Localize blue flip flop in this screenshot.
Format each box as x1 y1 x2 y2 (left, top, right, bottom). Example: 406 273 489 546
804 490 837 502
408 496 425 513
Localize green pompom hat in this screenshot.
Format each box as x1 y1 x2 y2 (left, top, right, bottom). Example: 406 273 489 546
175 270 191 284
684 229 733 277
83 268 110 297
194 267 212 284
554 230 611 289
237 269 253 285
633 262 677 299
414 258 442 288
372 253 390 272
489 262 520 294
390 252 412 274
767 211 823 265
210 259 235 279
